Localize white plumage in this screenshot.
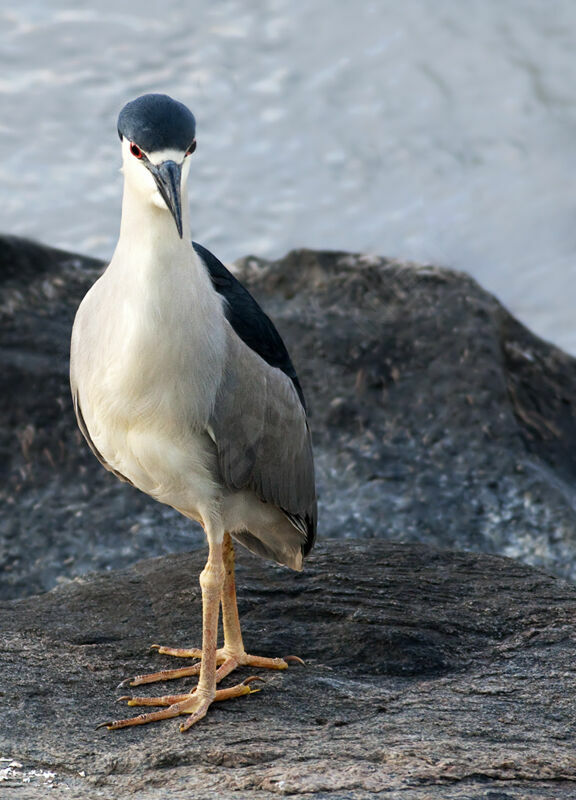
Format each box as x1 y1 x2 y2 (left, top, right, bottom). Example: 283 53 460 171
70 94 315 730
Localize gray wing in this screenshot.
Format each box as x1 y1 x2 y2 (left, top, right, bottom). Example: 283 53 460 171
210 331 316 555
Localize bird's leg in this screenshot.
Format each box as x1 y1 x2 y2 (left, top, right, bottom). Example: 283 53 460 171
125 533 300 689
102 533 259 731
147 534 299 677
216 533 294 676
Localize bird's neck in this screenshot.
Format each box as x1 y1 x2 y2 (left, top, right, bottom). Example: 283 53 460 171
108 179 221 329
101 178 227 411
116 180 192 263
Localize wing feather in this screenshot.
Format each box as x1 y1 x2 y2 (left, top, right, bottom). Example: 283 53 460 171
193 241 306 408
210 331 316 555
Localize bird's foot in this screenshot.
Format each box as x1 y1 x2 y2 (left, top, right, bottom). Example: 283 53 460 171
99 677 263 731
123 644 303 687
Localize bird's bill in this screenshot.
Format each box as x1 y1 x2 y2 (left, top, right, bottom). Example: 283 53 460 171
149 160 183 237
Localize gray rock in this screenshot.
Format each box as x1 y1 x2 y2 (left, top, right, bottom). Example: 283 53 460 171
3 236 576 798
2 237 576 597
2 541 576 798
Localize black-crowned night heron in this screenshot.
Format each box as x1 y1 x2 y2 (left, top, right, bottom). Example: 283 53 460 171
70 93 316 731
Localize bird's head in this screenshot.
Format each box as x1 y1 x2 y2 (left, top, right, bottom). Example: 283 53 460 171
117 94 197 238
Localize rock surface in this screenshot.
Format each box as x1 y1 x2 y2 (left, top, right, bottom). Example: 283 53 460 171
2 236 576 598
3 236 576 798
3 540 576 799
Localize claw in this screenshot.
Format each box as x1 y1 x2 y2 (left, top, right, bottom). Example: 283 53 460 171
242 676 265 686
284 655 306 666
241 676 264 694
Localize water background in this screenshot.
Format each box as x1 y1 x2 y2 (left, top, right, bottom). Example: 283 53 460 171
2 0 576 352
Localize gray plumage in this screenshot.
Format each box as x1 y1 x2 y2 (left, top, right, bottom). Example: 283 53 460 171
70 94 316 572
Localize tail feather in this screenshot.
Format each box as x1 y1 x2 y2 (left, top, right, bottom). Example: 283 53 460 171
231 528 303 571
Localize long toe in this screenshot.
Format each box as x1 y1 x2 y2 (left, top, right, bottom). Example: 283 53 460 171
121 644 234 687
123 647 298 688
123 662 201 687
242 653 291 670
151 643 300 671
100 693 211 730
120 644 233 687
100 679 260 731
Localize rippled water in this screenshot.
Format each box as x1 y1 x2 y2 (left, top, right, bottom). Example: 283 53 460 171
2 0 576 351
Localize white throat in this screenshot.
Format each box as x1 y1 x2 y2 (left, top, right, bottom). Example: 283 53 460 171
102 148 227 412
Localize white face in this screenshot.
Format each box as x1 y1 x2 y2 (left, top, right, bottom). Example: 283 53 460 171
120 137 192 210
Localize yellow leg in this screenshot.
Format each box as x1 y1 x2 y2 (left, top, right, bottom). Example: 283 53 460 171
101 535 260 731
217 533 295 673
123 534 302 691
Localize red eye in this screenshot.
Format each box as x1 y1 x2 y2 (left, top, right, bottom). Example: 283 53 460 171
186 139 197 156
130 142 143 159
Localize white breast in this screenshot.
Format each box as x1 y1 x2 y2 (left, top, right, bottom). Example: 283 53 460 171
70 245 227 520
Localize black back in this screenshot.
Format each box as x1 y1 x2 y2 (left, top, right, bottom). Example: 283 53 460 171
192 241 305 409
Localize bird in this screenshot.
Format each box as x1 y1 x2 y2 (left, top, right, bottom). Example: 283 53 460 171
69 93 316 731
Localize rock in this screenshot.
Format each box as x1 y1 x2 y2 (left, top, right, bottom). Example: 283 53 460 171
3 235 576 798
2 541 576 799
2 236 576 598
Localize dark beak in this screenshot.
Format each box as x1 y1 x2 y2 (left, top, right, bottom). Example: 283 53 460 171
148 160 183 238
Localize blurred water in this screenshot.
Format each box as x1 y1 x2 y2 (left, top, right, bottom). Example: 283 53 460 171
1 0 576 351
